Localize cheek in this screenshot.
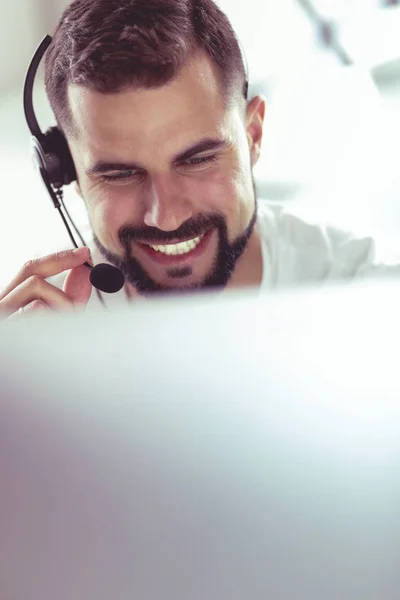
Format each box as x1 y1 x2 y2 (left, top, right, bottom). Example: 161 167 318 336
198 161 253 220
195 172 236 213
83 185 142 250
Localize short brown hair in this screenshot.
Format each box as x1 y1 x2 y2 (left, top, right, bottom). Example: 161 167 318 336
44 0 248 135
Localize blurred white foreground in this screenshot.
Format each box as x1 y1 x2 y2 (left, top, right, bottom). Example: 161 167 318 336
1 278 400 598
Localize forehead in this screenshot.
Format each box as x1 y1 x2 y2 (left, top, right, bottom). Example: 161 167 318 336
67 52 234 157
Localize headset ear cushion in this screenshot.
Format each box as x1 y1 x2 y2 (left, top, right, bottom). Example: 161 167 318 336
41 127 77 186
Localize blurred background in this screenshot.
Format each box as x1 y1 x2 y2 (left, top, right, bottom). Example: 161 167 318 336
1 0 400 288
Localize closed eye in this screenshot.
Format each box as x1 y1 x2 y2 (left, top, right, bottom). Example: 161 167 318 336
101 170 142 184
182 155 217 166
101 154 217 183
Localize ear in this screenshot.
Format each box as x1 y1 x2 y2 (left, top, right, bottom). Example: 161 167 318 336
246 95 266 167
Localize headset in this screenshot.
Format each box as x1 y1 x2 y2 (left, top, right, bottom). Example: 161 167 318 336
23 34 251 296
23 35 125 295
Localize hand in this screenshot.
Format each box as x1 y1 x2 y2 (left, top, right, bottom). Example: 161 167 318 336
0 247 92 319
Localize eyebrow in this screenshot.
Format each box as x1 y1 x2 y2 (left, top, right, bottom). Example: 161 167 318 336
173 138 228 163
86 138 228 176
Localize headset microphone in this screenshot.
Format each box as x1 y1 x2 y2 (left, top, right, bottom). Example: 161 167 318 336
23 35 125 295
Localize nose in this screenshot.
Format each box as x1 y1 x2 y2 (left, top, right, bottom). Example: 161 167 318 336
143 174 193 232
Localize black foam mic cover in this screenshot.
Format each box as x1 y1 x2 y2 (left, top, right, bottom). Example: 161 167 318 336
89 263 125 294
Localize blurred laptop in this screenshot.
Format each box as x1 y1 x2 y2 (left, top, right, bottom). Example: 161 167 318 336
1 280 400 599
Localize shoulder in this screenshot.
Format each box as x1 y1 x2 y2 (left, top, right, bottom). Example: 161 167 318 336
257 200 399 284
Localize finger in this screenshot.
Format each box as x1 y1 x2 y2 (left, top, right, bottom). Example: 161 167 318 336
23 299 50 313
0 247 90 301
7 299 50 320
63 264 93 305
0 276 74 317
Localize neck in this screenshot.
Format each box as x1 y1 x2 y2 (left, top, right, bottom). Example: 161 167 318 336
227 219 263 290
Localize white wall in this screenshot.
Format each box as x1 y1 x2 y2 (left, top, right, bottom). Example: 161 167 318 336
218 0 322 82
0 0 42 93
0 0 71 93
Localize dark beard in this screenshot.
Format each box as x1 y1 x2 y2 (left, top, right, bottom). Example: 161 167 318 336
93 201 258 296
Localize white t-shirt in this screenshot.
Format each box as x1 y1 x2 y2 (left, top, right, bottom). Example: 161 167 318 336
52 200 400 309
257 201 400 289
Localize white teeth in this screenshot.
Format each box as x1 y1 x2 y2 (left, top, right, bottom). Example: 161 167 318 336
147 235 203 256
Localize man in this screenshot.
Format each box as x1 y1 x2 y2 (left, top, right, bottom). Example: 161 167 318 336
0 0 398 316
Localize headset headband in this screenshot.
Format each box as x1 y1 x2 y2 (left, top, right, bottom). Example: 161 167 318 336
24 35 52 141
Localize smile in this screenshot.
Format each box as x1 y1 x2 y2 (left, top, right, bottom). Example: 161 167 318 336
136 230 214 266
143 234 205 256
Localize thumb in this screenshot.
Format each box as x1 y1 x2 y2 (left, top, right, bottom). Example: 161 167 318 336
63 264 93 305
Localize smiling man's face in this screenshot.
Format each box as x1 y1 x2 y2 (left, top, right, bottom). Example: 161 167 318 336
67 51 265 294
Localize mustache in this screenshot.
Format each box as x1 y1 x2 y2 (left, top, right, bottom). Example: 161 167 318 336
119 214 225 246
